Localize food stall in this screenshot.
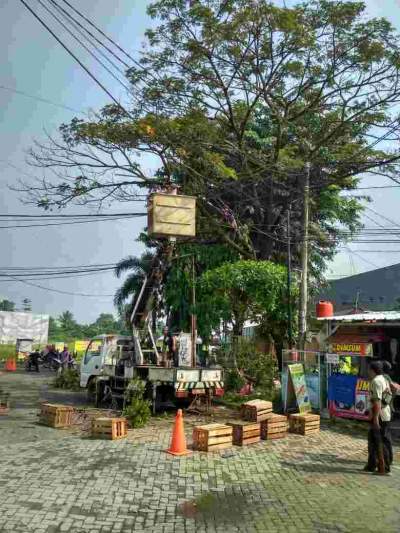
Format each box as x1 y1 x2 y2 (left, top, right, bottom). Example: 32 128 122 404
318 310 400 419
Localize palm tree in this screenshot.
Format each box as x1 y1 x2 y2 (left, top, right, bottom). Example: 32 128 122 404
114 252 154 311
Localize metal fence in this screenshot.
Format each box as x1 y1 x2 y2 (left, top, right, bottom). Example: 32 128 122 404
282 349 328 413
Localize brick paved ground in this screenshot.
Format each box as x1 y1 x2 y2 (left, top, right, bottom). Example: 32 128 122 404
1 371 400 533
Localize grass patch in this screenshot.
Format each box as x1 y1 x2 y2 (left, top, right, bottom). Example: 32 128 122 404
0 345 15 361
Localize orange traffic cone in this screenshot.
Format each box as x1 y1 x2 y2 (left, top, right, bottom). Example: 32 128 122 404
5 358 16 372
166 409 191 456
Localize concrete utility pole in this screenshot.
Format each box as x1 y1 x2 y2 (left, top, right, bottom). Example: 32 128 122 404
191 255 197 367
298 162 310 350
287 207 293 348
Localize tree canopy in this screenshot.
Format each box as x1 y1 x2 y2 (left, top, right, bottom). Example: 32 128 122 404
197 259 295 342
48 311 128 341
16 1 400 295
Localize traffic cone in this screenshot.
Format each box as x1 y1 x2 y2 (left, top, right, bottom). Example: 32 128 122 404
166 409 191 456
5 359 16 372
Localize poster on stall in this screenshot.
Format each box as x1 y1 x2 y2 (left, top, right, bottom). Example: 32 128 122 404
354 379 370 418
328 374 370 420
305 374 320 410
288 363 311 413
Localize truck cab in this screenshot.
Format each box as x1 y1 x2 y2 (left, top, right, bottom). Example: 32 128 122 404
80 335 132 388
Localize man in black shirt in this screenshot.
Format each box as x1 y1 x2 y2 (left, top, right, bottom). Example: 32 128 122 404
162 326 176 367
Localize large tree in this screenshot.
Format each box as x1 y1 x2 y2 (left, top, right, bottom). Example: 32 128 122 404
16 1 400 278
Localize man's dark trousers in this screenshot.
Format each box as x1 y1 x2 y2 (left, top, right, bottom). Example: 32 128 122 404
367 421 392 472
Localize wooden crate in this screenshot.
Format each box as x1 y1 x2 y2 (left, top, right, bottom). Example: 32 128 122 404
289 413 320 436
40 403 74 428
241 399 273 422
192 423 233 452
228 421 260 446
260 414 288 440
91 417 128 440
0 393 10 415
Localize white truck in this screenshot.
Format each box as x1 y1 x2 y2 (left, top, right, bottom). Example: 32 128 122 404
80 333 224 412
80 251 224 412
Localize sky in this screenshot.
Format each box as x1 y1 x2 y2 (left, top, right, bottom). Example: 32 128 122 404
1 0 400 323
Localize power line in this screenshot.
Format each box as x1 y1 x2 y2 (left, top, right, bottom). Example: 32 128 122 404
344 246 380 269
364 205 400 228
0 266 116 277
0 270 115 282
0 211 145 218
59 0 140 68
19 0 132 116
0 215 143 229
0 85 82 113
341 250 400 253
36 0 132 94
349 185 400 190
3 274 114 297
0 262 115 270
49 0 130 69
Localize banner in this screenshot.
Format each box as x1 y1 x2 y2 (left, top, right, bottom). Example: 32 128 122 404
74 340 90 353
288 363 311 413
177 333 192 366
0 311 49 344
354 379 370 418
328 374 370 420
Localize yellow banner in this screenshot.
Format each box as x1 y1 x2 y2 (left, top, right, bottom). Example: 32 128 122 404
331 343 373 356
74 340 90 352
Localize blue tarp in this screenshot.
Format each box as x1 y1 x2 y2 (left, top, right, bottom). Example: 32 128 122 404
328 374 357 406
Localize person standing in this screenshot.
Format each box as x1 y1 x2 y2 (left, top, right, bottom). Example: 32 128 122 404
28 349 40 372
60 346 70 371
162 326 176 367
364 360 392 475
381 360 400 466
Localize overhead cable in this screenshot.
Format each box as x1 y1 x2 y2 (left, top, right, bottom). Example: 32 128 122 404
19 0 132 116
3 274 114 297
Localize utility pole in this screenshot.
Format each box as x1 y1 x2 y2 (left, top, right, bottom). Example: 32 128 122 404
191 255 197 367
287 207 293 348
298 162 310 351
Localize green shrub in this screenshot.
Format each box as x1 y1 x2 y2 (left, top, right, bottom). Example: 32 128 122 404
225 369 246 392
53 368 81 391
122 377 151 428
217 338 278 400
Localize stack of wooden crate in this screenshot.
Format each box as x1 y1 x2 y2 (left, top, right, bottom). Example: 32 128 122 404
260 414 288 440
40 403 74 428
192 423 233 452
0 392 10 415
228 421 260 446
289 413 320 436
241 399 273 422
91 417 128 440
